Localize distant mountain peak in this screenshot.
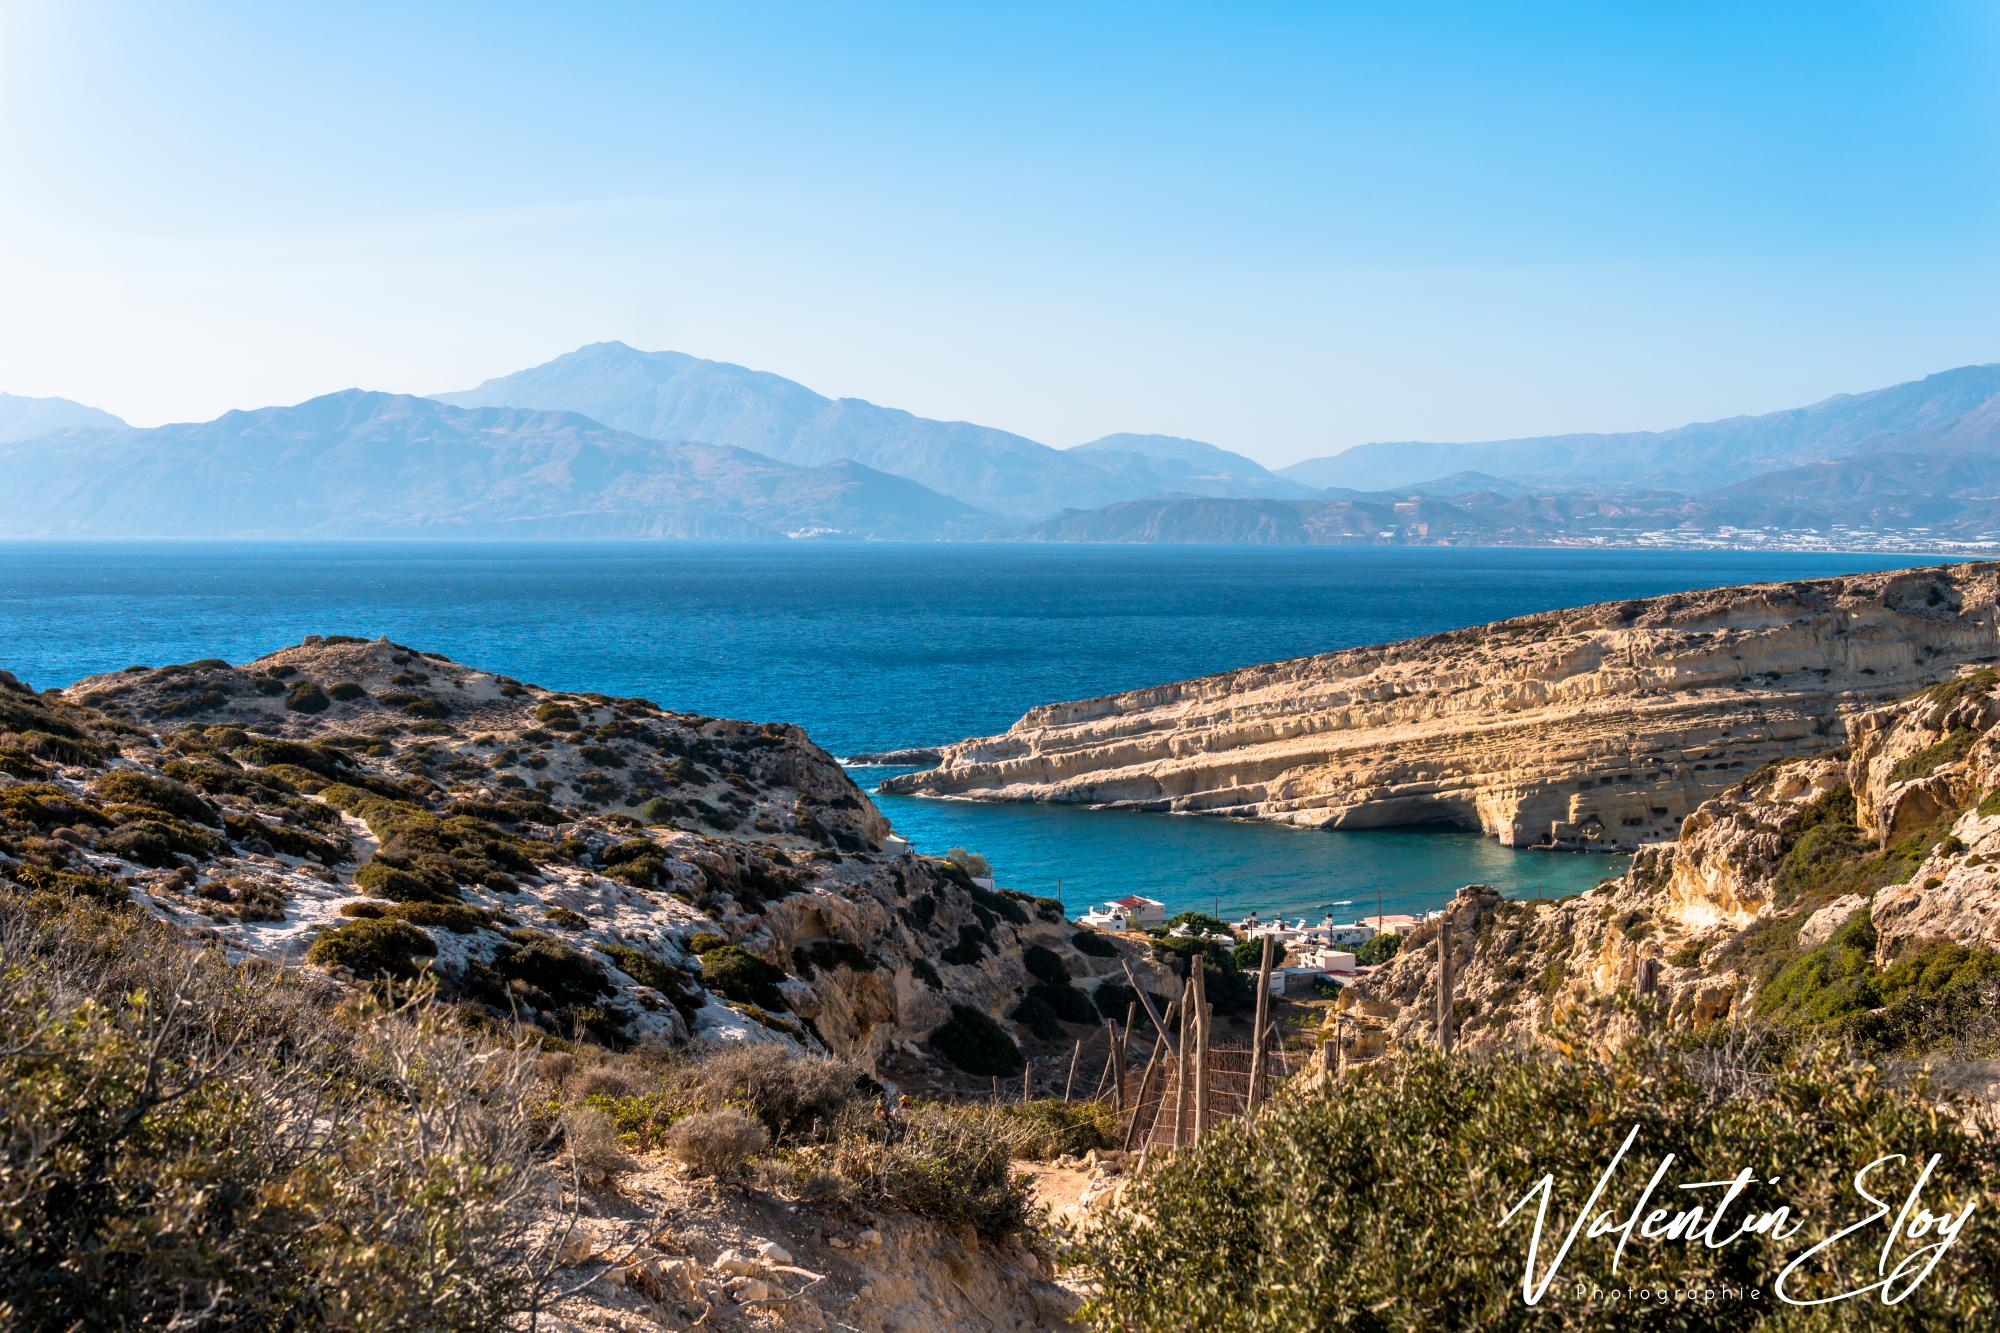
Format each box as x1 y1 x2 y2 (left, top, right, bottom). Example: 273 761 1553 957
0 392 127 443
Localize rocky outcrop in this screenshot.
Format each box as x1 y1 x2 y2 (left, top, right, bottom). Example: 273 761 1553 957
2 637 1165 1076
1341 661 2000 1053
887 563 2000 850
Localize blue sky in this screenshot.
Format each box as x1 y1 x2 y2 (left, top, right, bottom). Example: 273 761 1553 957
2 1 1997 464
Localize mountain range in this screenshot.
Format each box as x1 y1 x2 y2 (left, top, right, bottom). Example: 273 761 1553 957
436 343 1309 519
4 345 2000 545
0 391 987 539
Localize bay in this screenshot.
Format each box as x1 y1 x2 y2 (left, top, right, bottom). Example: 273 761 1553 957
0 541 1944 919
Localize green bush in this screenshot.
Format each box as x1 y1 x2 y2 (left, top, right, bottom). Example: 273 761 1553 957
327 680 368 701
1231 936 1286 971
1162 910 1234 939
485 932 613 1011
686 931 729 955
384 901 492 934
1029 979 1095 1025
89 770 220 827
305 918 437 980
1073 1034 2000 1330
1758 906 2000 1054
354 859 458 904
940 923 989 966
931 1004 1022 1076
1011 991 1062 1039
286 681 330 713
1890 728 1979 783
1355 931 1403 966
1093 980 1138 1021
696 944 787 1010
1023 943 1070 984
1071 929 1118 958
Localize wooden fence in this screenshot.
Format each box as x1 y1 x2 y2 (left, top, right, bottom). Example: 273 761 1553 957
977 936 1299 1156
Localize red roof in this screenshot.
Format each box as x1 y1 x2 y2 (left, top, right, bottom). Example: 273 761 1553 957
1113 895 1159 909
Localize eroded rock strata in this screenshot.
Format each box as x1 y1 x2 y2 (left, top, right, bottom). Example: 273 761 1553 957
886 562 2000 849
1341 662 2000 1057
0 636 1166 1074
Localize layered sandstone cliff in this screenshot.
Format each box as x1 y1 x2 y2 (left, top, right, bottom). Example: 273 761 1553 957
1344 660 2000 1054
886 563 2000 849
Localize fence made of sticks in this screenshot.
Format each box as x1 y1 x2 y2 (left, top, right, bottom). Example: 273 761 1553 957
975 935 1297 1157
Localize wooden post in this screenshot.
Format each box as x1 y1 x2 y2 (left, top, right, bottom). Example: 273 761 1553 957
1111 1021 1126 1115
1063 1038 1082 1102
1335 1013 1346 1077
1122 961 1170 1045
991 1075 1000 1103
1170 978 1194 1149
1022 1060 1034 1103
1247 934 1275 1118
1192 956 1210 1144
1122 1046 1164 1150
1436 909 1455 1055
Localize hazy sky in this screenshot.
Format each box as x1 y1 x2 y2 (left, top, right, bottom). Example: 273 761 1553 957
3 2 1998 465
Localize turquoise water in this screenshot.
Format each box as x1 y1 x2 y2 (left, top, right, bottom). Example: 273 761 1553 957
0 542 1945 918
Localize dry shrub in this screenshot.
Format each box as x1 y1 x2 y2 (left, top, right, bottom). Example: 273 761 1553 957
666 1107 769 1176
825 1104 1030 1239
537 1049 578 1086
572 1061 642 1100
696 1042 862 1142
561 1105 635 1184
0 890 556 1330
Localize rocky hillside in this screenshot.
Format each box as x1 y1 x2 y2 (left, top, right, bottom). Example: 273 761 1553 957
0 637 1161 1073
887 562 2000 849
1343 661 2000 1059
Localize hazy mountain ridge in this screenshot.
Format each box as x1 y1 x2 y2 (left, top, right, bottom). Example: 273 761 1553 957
0 390 990 539
1283 363 2000 493
9 349 2000 544
1068 433 1315 498
438 342 1190 519
0 392 125 443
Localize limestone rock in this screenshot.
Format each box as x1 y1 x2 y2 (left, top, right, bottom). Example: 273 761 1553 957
888 564 2000 850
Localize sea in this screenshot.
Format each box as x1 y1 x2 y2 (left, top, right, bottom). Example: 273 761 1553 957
0 542 1951 924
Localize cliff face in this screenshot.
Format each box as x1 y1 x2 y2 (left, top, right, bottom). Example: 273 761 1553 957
0 638 1163 1073
886 563 2000 850
1344 662 2000 1054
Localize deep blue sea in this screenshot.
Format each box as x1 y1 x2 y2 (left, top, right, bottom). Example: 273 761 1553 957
0 542 1948 921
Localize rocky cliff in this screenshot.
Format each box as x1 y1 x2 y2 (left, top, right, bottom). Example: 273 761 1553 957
1341 661 2000 1058
0 637 1163 1076
886 562 2000 849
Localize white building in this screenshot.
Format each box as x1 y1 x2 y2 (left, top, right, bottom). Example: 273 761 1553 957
1078 894 1166 932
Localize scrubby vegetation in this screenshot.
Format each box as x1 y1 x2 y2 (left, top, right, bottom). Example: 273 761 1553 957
931 1003 1023 1075
1074 1032 2000 1329
1758 906 2000 1053
0 891 554 1329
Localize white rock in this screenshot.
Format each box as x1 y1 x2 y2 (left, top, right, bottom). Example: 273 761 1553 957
734 1276 776 1303
827 1235 850 1250
856 1227 882 1248
713 1247 762 1277
660 1255 701 1297
754 1239 794 1266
